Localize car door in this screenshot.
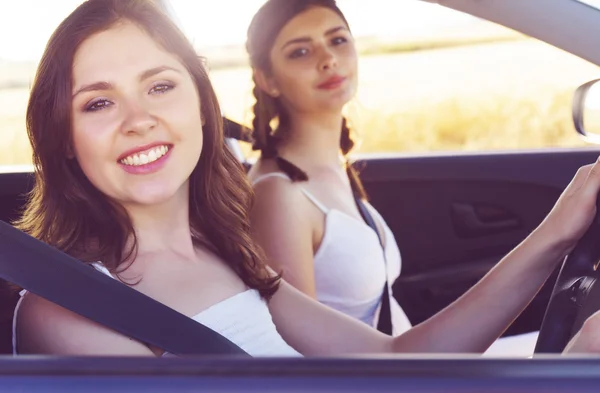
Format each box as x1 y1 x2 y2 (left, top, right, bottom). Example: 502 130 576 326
0 171 31 354
358 148 600 336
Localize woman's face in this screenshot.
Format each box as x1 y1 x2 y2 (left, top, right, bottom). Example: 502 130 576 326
70 21 204 208
265 6 358 115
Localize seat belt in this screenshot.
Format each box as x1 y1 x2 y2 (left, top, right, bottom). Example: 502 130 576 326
0 220 248 356
355 197 393 336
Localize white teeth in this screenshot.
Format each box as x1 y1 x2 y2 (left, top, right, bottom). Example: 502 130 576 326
120 145 169 166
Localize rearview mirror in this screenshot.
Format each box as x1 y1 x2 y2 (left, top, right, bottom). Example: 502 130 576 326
573 79 600 143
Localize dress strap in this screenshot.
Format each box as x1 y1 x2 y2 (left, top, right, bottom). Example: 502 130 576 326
251 172 292 186
252 172 329 213
299 189 329 214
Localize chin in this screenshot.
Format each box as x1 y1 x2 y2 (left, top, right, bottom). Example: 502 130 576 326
320 90 355 110
131 192 178 206
320 98 351 113
123 180 189 207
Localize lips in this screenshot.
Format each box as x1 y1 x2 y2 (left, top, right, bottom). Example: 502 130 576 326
117 143 173 175
117 142 172 164
317 75 347 90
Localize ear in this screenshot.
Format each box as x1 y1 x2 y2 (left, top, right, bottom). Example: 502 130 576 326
253 68 280 98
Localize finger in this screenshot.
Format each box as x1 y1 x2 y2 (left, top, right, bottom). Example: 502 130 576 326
565 163 593 195
563 329 583 354
582 156 600 199
565 309 600 354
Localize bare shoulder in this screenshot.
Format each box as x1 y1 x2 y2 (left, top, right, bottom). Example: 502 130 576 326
247 161 320 295
249 159 307 212
16 292 154 356
247 158 284 183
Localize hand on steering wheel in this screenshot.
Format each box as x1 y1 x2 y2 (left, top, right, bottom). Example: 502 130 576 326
535 156 600 257
563 309 600 353
534 156 600 353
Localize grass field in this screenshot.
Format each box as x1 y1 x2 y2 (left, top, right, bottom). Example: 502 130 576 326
2 39 600 167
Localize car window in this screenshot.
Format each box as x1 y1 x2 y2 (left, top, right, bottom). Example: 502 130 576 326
174 0 600 156
1 0 599 169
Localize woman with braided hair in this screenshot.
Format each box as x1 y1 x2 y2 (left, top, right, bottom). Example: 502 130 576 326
246 0 546 355
246 0 412 337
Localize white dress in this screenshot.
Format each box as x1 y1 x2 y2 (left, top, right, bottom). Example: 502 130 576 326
252 172 412 336
12 262 302 357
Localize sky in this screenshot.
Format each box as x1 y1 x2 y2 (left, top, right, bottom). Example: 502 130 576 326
0 0 477 61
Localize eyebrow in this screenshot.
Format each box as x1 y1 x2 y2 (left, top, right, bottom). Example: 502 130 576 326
72 65 181 98
280 26 348 51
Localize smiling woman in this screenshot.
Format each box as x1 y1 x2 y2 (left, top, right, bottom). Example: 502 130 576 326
13 0 287 356
69 29 205 205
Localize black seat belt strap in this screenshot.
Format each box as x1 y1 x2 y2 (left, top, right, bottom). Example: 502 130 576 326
0 220 248 356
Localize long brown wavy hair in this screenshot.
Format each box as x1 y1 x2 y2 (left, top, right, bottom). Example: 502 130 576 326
246 0 367 199
14 0 279 299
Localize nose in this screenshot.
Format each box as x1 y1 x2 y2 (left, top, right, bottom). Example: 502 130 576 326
318 48 338 71
120 100 157 136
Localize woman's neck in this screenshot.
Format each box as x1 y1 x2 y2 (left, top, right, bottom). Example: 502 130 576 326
277 111 345 171
123 184 197 261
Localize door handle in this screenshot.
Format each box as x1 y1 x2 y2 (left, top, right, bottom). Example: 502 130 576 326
451 202 520 237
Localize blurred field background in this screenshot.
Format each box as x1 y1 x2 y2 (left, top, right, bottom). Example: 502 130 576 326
2 23 600 167
209 35 600 158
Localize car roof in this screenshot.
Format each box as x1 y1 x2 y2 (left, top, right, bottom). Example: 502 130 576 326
429 0 600 66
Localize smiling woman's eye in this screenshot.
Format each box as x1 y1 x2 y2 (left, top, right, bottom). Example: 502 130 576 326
84 99 112 112
288 48 309 59
150 82 175 94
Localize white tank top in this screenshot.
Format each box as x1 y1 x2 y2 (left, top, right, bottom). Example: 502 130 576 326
252 172 412 336
12 263 301 357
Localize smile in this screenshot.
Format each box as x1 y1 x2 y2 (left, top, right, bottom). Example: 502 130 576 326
119 145 169 166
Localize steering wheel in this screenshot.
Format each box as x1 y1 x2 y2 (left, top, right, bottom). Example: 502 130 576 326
535 198 600 353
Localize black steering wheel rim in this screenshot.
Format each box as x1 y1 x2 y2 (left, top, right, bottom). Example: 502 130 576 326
534 199 600 353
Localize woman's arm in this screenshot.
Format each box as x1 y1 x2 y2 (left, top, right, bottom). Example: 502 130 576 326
16 293 156 356
250 177 320 298
269 230 561 355
268 159 600 355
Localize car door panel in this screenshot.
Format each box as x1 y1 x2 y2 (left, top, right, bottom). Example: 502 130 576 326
358 148 600 335
0 172 32 226
0 171 31 354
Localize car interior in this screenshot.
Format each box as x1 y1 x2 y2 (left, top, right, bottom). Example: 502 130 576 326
3 0 600 391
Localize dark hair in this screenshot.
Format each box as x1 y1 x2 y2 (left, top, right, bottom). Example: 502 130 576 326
246 0 367 199
14 0 279 299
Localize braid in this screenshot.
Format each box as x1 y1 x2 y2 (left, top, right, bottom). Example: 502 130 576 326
251 81 277 158
246 0 357 186
275 157 308 181
250 77 308 181
340 118 368 200
340 117 354 155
